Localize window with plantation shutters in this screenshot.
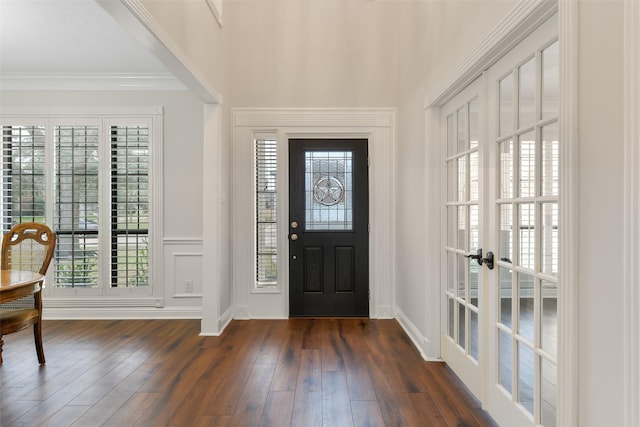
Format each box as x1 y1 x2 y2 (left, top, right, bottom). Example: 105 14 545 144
54 125 100 287
255 138 277 288
110 125 149 287
0 112 159 302
1 125 47 230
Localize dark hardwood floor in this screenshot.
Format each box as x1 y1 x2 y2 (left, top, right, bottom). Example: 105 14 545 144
0 318 498 426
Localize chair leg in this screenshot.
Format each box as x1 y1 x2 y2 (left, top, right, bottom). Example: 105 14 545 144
34 322 45 364
0 336 4 364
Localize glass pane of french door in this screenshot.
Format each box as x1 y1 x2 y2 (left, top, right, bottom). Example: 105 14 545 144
490 19 558 426
442 77 483 398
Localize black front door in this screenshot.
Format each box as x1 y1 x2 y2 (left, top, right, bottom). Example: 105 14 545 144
289 139 369 317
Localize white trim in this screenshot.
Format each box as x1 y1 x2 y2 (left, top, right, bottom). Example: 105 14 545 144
205 0 223 27
43 298 162 308
0 72 185 92
424 0 557 108
96 0 222 105
0 106 163 117
43 306 202 320
201 104 226 334
233 108 396 320
172 252 204 298
557 1 579 426
163 237 204 245
235 305 250 320
395 306 434 360
424 103 442 361
624 0 640 425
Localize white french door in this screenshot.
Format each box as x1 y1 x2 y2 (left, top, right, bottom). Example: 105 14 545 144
441 76 484 399
441 13 559 427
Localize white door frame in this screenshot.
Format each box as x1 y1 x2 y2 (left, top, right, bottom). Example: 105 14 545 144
623 0 640 425
424 0 578 425
232 108 396 320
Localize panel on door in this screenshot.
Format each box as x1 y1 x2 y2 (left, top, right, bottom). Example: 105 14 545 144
289 139 369 317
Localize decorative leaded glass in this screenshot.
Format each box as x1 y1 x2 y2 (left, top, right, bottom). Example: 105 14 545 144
305 151 353 231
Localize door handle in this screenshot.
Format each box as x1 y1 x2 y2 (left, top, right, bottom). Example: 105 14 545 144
465 248 495 270
290 233 298 241
465 248 483 264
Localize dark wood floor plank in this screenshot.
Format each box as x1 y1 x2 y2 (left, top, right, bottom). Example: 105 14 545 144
8 352 134 425
228 363 277 426
136 348 227 426
0 319 497 427
322 369 354 427
270 329 303 391
406 392 448 427
255 320 289 365
292 389 323 427
70 362 159 426
260 390 295 427
319 319 345 372
351 400 386 427
203 321 274 416
38 405 91 427
296 349 322 393
196 415 233 426
102 392 159 427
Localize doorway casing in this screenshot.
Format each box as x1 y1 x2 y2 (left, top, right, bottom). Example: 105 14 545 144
232 108 396 320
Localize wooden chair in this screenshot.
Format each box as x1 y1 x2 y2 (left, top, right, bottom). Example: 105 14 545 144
0 222 56 364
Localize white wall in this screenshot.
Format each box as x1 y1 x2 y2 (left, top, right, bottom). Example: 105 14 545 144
0 90 207 316
224 0 399 107
394 0 517 356
577 1 625 425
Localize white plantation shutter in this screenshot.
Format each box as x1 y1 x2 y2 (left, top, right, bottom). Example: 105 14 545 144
1 125 47 231
255 138 277 287
110 125 149 287
0 111 160 302
53 125 100 287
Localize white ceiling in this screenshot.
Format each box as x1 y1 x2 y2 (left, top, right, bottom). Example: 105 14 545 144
0 0 184 90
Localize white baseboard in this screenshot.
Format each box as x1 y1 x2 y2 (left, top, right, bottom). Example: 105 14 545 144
395 307 440 362
43 306 202 320
376 305 394 319
218 306 233 333
235 305 250 320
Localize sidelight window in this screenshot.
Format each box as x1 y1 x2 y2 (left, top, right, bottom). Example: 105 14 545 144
255 137 278 288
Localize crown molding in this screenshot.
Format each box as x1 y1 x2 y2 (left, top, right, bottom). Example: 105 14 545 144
98 0 223 105
0 72 186 92
424 0 557 109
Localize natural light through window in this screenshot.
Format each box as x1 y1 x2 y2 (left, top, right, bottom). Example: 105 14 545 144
255 137 277 289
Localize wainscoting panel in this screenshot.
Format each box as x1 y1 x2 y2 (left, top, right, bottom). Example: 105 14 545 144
163 238 204 304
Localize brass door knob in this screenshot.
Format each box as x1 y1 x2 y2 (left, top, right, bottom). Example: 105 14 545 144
290 233 298 241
